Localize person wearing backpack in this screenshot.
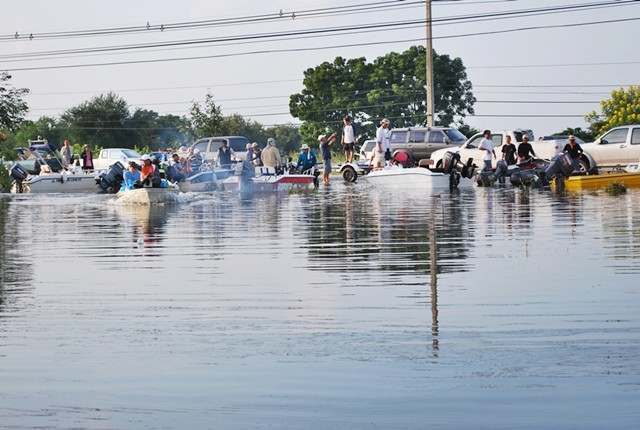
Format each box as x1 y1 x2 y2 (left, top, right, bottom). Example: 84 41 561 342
341 116 356 163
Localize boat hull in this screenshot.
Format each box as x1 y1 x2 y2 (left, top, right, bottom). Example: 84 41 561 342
222 174 315 192
558 172 640 191
116 188 180 204
11 172 99 193
364 167 473 190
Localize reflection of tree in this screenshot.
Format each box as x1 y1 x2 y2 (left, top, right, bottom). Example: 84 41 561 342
0 198 34 313
304 189 475 276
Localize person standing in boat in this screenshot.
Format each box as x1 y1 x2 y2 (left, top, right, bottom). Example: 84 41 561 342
371 118 391 169
60 139 73 168
296 144 317 173
517 135 536 163
478 129 496 171
341 116 356 164
261 138 282 169
251 142 263 166
80 145 95 171
318 132 337 186
501 135 517 166
217 139 236 168
563 135 584 169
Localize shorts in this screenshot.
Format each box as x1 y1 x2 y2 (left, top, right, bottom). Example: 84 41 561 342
343 143 355 152
323 159 332 173
374 150 384 164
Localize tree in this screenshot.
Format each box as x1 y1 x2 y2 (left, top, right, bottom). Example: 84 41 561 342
551 127 596 143
289 46 475 144
0 72 29 131
585 86 640 136
59 92 134 149
189 92 224 138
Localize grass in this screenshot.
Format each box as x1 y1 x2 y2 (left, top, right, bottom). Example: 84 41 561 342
603 181 627 195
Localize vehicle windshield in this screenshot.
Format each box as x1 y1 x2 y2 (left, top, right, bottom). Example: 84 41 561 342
444 129 467 143
121 149 141 158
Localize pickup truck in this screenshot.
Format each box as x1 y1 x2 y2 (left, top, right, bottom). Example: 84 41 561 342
93 148 143 170
581 125 640 171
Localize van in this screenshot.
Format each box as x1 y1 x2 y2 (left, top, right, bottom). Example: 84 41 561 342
389 127 467 161
188 136 250 162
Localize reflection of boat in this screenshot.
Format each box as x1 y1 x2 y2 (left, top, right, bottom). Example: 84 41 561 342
222 163 317 192
10 141 99 194
116 187 180 204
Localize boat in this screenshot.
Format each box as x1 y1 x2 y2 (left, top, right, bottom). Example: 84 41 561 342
222 162 317 193
9 141 100 193
177 165 234 192
363 152 476 190
555 164 640 191
115 187 181 204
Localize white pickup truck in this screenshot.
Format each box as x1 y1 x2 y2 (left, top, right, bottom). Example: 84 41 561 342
93 148 143 170
581 125 640 171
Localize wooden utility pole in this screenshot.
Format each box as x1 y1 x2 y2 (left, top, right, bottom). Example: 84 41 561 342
425 0 435 127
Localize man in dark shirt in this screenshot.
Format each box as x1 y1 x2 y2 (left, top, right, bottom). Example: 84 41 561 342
517 135 536 162
563 135 584 160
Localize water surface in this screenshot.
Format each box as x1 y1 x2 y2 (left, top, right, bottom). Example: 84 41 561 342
1 184 639 429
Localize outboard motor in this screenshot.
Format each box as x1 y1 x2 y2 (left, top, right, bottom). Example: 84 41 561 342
96 161 125 193
442 152 476 188
494 159 510 184
475 170 497 187
510 169 539 186
543 152 575 182
10 164 29 193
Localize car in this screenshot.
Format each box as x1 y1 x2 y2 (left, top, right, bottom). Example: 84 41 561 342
93 148 143 170
581 125 640 171
358 139 376 162
389 127 468 161
188 136 249 162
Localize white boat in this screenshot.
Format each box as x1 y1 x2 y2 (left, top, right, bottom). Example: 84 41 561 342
364 165 473 189
177 166 234 192
10 141 100 194
222 164 317 193
115 187 181 205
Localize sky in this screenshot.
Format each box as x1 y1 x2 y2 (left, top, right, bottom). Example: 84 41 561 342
2 0 639 139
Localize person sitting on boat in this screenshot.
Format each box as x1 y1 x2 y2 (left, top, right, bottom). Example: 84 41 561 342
121 161 142 191
251 142 263 167
296 144 317 173
152 156 166 179
167 153 186 182
217 139 235 168
140 154 157 186
261 138 282 169
189 148 204 171
517 135 536 164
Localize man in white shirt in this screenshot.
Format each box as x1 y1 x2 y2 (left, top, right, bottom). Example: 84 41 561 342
371 117 391 168
341 116 356 163
478 129 496 171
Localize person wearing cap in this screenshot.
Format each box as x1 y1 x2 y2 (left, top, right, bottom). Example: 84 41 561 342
295 143 317 173
371 118 391 169
139 154 156 186
478 129 496 171
251 142 263 166
341 116 356 164
261 137 282 169
562 135 583 160
318 132 338 185
189 147 203 171
246 143 253 160
60 139 73 168
217 139 235 168
517 135 536 164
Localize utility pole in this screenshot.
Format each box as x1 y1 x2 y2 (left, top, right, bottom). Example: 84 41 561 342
425 0 435 127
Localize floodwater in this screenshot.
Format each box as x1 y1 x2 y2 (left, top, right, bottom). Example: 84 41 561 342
0 183 639 429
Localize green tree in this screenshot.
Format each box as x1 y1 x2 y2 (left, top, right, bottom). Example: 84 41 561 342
290 46 475 144
219 113 266 143
552 127 596 143
189 92 224 137
264 124 303 157
59 92 134 149
0 72 29 131
585 86 640 136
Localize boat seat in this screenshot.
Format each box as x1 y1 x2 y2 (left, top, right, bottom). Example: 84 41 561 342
256 166 276 176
